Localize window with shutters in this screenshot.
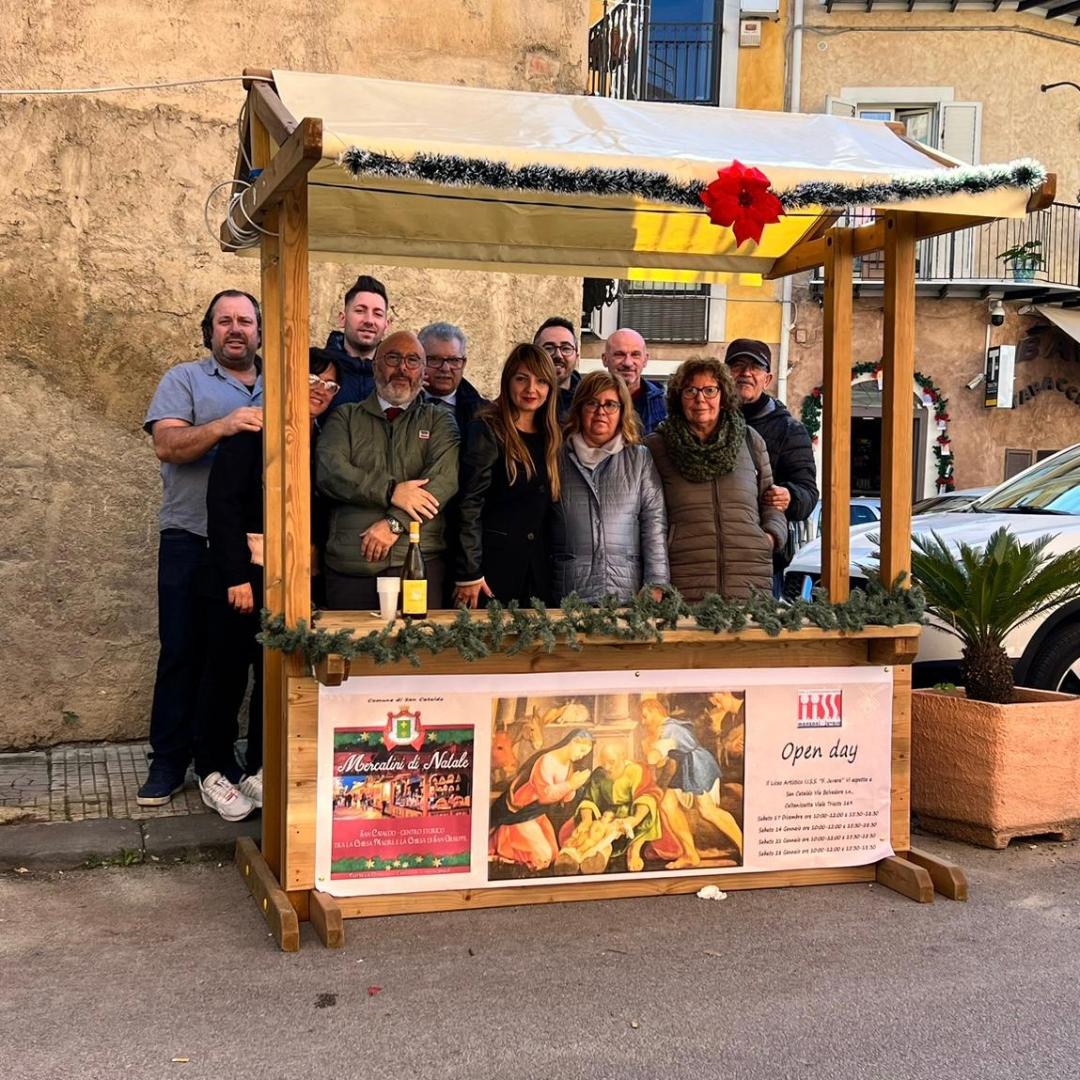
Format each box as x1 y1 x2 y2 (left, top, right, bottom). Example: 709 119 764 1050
617 281 711 344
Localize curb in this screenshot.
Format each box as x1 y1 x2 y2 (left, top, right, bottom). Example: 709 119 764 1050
0 814 262 871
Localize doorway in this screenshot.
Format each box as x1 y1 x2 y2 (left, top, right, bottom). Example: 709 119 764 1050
850 383 926 500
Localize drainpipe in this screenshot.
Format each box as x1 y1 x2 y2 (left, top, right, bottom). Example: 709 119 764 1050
776 0 804 405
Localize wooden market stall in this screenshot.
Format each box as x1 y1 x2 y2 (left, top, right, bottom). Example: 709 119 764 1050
220 69 1053 950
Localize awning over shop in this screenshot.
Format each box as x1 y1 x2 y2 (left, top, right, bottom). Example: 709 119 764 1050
231 70 1047 284
1036 305 1080 345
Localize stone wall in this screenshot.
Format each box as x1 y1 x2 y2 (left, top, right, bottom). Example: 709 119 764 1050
0 0 588 748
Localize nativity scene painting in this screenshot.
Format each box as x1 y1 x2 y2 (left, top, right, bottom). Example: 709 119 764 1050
487 691 745 881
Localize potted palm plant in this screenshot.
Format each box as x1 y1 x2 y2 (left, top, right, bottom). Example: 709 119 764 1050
996 240 1043 282
907 527 1080 848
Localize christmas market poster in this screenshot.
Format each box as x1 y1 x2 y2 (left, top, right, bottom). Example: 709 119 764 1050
330 706 473 880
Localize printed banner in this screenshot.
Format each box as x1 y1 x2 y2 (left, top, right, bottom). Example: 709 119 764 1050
315 667 893 898
328 705 473 881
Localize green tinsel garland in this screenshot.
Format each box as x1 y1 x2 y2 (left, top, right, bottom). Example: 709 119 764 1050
259 582 925 669
338 148 1046 213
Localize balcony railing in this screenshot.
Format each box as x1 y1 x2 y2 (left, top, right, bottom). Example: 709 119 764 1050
810 201 1080 292
588 1 721 106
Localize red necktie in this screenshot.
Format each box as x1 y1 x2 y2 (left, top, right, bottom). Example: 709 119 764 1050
384 407 403 422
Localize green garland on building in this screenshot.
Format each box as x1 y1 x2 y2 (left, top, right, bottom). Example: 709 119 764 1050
259 582 925 669
800 364 954 492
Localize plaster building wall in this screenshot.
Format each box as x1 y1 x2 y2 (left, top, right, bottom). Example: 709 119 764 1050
788 299 1080 490
0 0 589 749
789 8 1080 491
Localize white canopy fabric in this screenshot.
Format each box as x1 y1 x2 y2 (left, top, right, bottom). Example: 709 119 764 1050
268 69 1037 282
1036 305 1080 345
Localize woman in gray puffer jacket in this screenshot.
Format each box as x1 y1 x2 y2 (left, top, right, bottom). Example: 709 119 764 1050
646 358 787 601
550 371 669 603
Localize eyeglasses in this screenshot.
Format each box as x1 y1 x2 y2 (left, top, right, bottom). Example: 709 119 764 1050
380 352 423 370
681 385 721 400
425 356 466 370
540 342 578 358
726 359 768 374
582 399 621 414
309 373 341 395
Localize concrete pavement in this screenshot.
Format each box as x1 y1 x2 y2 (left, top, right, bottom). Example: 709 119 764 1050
2 835 1078 1080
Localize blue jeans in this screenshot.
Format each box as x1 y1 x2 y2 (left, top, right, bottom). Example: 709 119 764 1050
147 529 208 775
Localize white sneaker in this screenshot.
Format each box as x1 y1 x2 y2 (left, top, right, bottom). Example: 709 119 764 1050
199 772 255 822
238 769 263 809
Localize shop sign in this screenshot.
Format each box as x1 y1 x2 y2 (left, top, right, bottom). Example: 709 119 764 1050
1012 375 1080 409
315 667 894 899
984 345 1016 409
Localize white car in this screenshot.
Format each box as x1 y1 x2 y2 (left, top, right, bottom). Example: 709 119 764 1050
783 445 1080 693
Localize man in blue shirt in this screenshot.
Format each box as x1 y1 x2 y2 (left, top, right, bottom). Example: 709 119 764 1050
602 328 666 435
140 290 264 813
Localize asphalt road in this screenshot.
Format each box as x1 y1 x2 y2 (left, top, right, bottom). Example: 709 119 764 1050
2 836 1078 1080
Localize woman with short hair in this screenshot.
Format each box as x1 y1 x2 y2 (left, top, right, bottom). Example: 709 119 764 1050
550 370 668 604
453 344 562 608
646 358 786 601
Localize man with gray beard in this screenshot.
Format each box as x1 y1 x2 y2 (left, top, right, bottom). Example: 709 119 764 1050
316 330 460 609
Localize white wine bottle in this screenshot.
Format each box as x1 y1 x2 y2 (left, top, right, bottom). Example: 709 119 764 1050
400 520 428 619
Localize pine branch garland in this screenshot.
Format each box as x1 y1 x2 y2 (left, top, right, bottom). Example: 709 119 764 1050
261 582 925 668
338 147 1046 212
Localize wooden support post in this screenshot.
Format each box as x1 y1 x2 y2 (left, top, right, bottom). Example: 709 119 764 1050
821 228 854 601
905 847 969 901
235 837 301 951
879 212 917 589
309 890 345 948
876 854 934 903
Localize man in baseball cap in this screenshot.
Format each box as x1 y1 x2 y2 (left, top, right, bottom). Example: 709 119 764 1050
725 338 818 596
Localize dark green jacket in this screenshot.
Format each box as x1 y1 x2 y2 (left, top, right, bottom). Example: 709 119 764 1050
316 393 460 576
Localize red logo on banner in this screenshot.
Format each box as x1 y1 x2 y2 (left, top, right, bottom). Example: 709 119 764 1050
797 690 843 728
383 708 425 751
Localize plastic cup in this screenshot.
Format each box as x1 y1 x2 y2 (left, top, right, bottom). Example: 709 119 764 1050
376 576 400 621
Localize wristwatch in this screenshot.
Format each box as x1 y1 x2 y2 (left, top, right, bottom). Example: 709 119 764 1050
384 516 405 536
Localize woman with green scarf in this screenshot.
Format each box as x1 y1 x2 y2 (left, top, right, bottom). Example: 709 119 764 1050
646 358 787 600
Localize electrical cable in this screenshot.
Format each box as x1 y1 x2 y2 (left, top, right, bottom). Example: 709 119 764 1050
0 74 272 96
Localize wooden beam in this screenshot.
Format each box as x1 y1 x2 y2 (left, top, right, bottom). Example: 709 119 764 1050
235 837 301 951
218 117 321 251
1026 172 1056 211
879 212 917 589
309 890 345 948
905 847 969 900
314 655 350 686
250 80 298 147
876 854 934 903
821 229 854 602
242 67 275 91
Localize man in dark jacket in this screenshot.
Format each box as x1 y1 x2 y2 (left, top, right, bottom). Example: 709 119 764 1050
725 338 819 596
420 321 489 605
322 274 390 409
534 316 581 420
420 322 488 434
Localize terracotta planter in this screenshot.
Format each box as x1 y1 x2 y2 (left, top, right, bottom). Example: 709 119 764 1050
911 687 1080 848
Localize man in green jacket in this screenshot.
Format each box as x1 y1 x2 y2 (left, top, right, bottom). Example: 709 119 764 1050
316 330 460 609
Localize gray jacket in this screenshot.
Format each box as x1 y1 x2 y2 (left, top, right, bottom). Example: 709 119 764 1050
549 442 669 603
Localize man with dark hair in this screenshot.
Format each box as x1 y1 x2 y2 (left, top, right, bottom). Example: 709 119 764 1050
602 328 666 435
317 331 460 609
323 274 390 408
725 338 819 596
534 316 580 419
139 290 264 806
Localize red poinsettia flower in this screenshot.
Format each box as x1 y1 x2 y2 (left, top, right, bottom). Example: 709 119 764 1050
700 160 785 247
811 387 822 398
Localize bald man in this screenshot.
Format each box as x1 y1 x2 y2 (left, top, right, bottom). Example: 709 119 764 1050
316 331 460 609
602 328 666 435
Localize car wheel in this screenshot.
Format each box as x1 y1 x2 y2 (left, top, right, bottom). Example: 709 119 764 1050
1025 622 1080 694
